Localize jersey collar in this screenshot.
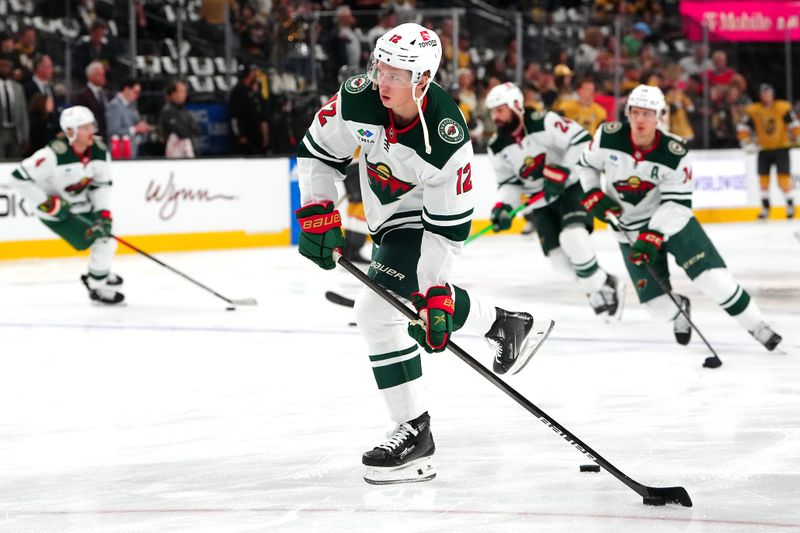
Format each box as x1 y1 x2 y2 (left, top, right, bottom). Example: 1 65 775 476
386 95 429 144
629 129 661 162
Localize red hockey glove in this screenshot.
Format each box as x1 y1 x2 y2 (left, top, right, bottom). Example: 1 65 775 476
630 230 664 267
580 188 622 223
407 285 455 353
295 201 346 270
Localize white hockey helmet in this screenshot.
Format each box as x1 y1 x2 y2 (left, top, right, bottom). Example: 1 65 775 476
626 84 666 117
60 105 97 143
486 82 525 114
367 23 442 89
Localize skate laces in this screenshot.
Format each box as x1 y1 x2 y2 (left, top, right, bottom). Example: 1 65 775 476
377 423 416 452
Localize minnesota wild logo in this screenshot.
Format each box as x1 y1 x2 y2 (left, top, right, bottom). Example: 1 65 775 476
437 118 465 144
365 156 414 205
613 176 655 205
519 153 545 180
64 177 93 195
344 75 370 94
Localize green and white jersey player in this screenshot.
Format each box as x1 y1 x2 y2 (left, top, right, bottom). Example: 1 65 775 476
294 23 554 485
578 84 781 351
485 82 623 319
10 106 124 304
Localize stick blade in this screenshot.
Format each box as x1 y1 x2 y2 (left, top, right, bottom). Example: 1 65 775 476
646 486 692 507
324 291 355 308
230 298 258 306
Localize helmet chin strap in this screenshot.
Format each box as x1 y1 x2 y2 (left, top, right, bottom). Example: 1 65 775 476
413 81 432 154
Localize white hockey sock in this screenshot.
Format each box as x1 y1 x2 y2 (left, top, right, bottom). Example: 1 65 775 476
559 226 606 292
694 269 764 331
88 237 117 278
461 293 498 336
546 247 578 280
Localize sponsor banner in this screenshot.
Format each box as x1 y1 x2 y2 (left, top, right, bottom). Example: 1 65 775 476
690 156 749 208
0 158 291 243
680 1 800 42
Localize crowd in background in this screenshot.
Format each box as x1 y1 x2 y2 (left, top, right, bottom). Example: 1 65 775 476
0 0 795 159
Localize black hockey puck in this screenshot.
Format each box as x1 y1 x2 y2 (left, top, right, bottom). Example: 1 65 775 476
703 356 722 369
643 496 666 506
580 464 600 472
226 306 236 311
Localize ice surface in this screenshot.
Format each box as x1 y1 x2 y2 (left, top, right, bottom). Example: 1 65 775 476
0 221 798 532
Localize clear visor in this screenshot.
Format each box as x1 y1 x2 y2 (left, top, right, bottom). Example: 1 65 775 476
366 54 415 88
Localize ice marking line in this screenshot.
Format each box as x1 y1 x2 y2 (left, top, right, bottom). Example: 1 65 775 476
2 507 799 529
0 322 791 351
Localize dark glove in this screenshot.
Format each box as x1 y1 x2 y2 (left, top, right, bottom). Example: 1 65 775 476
490 202 513 232
630 230 664 267
580 188 622 223
37 195 71 221
85 210 113 240
542 164 570 200
295 201 346 270
407 285 455 353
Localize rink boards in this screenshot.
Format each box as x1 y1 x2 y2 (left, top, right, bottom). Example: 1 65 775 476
0 149 797 259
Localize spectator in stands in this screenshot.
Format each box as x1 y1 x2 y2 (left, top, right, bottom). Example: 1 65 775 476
159 80 199 158
106 78 153 158
678 44 712 78
200 0 238 42
665 80 695 143
74 20 119 89
238 3 272 61
26 93 56 155
522 60 543 92
366 7 397 48
74 61 109 140
323 6 361 90
543 64 573 109
0 55 29 158
574 27 604 76
228 64 269 155
622 22 651 59
707 50 736 88
23 55 55 103
554 78 607 135
0 33 23 81
14 25 37 80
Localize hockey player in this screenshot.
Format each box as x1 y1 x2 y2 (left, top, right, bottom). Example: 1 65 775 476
10 106 123 304
486 82 623 318
736 83 800 219
578 84 781 351
295 24 554 485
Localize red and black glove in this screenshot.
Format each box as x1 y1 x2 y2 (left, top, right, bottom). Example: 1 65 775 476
85 210 113 240
580 188 622 223
295 201 346 270
407 285 455 353
629 230 664 267
37 195 71 222
542 164 570 200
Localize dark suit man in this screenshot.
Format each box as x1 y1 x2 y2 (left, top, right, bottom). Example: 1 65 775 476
0 55 29 158
73 60 108 139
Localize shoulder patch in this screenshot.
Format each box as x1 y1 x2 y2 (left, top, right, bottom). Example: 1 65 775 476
603 121 623 134
50 139 68 154
344 74 370 94
438 118 465 144
530 110 547 121
667 139 686 156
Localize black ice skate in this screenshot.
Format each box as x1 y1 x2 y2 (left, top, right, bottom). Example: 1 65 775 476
673 295 691 345
106 273 124 286
81 274 125 304
787 200 795 220
362 411 436 485
750 323 782 351
486 308 555 375
587 274 625 321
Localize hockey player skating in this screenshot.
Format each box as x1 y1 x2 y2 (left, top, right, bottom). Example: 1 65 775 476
295 24 554 485
485 82 623 319
578 84 781 351
736 83 800 220
10 106 123 304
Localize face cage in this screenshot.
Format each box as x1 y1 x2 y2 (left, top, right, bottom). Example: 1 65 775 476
366 53 419 89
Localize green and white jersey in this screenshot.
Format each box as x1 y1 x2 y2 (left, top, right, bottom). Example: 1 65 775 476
11 138 112 220
487 110 591 208
298 75 474 290
578 121 693 237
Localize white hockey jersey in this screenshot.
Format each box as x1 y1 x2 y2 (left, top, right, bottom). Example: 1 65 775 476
298 74 474 290
487 110 592 208
10 138 112 221
578 121 693 237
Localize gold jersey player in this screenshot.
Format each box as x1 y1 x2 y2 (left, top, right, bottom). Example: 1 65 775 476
294 24 554 485
578 85 781 352
10 106 123 304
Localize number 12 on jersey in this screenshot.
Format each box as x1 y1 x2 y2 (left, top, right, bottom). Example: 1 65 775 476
456 163 472 195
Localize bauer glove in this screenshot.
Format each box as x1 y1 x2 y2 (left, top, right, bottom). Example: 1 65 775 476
37 195 71 222
295 201 346 270
407 285 455 353
542 164 570 200
490 202 513 232
85 210 113 240
629 230 664 267
580 188 622 223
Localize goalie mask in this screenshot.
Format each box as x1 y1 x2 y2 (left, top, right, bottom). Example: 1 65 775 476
366 23 442 153
60 106 97 144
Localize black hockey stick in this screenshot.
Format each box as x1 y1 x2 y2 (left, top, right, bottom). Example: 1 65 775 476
335 253 692 507
607 214 721 369
325 290 355 307
74 214 257 308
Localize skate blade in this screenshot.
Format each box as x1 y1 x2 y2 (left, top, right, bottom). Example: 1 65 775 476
363 457 436 485
603 282 626 323
508 318 555 375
